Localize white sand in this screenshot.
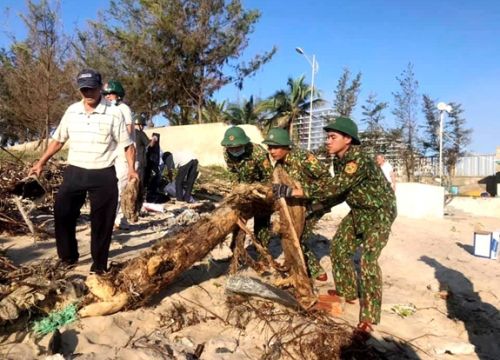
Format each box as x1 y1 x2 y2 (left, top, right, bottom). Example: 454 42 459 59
1 202 499 359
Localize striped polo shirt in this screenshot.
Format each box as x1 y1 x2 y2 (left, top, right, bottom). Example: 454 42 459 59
52 99 134 169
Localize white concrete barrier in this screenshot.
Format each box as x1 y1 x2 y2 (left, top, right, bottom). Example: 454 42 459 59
145 123 264 167
395 183 444 218
328 183 445 220
447 196 500 218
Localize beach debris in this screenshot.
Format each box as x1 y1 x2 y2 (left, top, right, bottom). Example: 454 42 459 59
121 177 140 223
433 338 475 355
1 160 64 235
390 303 417 318
33 304 78 336
12 196 39 242
11 175 46 200
272 168 316 309
141 202 165 213
204 336 238 355
78 182 275 317
225 276 300 309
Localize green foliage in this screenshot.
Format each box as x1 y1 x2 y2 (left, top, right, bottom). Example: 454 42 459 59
202 100 228 123
360 92 388 151
392 63 420 181
333 67 362 117
421 94 440 156
261 75 324 132
225 95 267 127
74 0 276 125
0 0 76 148
444 102 472 176
390 303 416 318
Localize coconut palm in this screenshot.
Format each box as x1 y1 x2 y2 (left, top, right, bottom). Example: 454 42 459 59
225 95 268 128
262 75 325 132
201 99 228 123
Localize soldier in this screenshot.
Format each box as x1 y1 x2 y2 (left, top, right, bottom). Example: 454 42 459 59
263 127 331 280
321 117 397 332
102 80 134 230
221 126 273 245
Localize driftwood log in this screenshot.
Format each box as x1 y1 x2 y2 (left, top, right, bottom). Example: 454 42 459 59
272 168 316 309
80 183 276 317
1 175 316 323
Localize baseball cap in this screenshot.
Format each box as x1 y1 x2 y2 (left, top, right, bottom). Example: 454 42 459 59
76 69 102 89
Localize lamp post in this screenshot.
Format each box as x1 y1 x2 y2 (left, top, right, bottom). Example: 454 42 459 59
295 47 317 151
437 102 453 184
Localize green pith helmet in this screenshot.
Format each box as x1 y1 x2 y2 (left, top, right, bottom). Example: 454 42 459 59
134 114 146 126
102 80 125 98
221 126 251 147
323 116 361 145
262 127 291 146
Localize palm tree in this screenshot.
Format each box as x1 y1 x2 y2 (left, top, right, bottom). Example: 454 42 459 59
225 96 267 127
262 75 324 132
201 99 228 123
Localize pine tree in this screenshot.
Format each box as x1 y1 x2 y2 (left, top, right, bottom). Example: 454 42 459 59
73 0 276 125
421 94 440 156
333 68 362 117
360 93 388 152
444 102 472 176
0 0 75 148
392 63 420 181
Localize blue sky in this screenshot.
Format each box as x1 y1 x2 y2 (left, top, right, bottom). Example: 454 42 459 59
1 0 499 154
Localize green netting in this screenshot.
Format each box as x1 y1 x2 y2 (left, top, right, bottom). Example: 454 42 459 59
33 303 78 335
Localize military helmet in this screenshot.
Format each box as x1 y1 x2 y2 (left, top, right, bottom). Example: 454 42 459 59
102 79 125 98
323 117 361 145
134 114 146 126
262 127 292 147
221 126 251 147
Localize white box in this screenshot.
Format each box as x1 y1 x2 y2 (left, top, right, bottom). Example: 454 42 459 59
473 231 499 259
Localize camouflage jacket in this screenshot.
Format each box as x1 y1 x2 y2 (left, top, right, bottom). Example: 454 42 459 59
224 143 272 184
274 148 330 202
322 146 397 233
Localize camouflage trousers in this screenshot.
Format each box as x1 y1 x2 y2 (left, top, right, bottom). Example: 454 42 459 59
330 212 394 324
254 213 272 249
301 217 322 278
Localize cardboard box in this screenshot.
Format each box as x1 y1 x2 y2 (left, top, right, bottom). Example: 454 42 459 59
473 231 499 259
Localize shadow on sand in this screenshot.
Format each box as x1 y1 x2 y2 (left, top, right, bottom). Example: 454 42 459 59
420 255 500 359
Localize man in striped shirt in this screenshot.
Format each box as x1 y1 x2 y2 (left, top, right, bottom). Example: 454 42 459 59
30 69 138 274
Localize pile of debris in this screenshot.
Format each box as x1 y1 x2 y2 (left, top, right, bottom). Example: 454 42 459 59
0 160 64 236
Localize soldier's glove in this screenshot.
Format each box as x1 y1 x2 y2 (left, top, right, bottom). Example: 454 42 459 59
306 203 325 219
272 184 293 199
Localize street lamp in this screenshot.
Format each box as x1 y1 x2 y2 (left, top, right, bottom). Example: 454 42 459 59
437 102 453 183
295 47 317 151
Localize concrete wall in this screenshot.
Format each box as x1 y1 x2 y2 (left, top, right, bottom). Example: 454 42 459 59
395 183 444 218
145 123 264 167
447 197 500 218
329 182 445 219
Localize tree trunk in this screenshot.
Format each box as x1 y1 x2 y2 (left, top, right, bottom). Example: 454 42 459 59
272 168 316 309
80 183 275 317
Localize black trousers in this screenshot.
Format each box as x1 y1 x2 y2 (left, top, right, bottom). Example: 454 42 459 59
175 159 198 201
54 165 118 271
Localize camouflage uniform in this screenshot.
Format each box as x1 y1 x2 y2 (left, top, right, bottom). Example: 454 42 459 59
224 142 273 244
322 146 397 324
224 142 272 184
274 148 331 276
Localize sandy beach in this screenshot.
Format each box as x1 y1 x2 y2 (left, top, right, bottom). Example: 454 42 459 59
0 198 499 359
